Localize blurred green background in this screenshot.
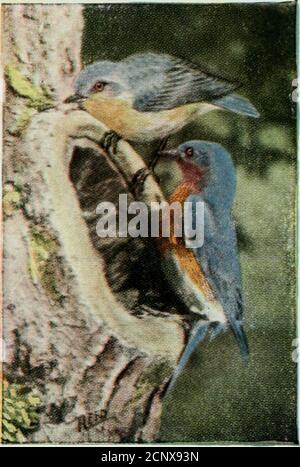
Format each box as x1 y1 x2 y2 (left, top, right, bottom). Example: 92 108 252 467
82 3 297 443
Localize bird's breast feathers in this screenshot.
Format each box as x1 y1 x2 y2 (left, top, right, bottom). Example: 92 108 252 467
83 95 216 141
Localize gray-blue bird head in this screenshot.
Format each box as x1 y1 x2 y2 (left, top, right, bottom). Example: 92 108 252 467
65 53 176 104
160 140 237 211
65 60 131 102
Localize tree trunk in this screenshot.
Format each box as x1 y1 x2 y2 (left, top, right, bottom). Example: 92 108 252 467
2 4 184 443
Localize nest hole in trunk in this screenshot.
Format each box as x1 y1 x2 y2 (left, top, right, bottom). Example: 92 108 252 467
69 145 182 318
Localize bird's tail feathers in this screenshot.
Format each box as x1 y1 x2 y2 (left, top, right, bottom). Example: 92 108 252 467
215 93 260 118
165 321 211 397
230 320 249 364
210 322 226 340
165 319 249 397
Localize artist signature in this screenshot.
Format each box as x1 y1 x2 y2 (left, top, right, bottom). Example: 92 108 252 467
77 409 107 432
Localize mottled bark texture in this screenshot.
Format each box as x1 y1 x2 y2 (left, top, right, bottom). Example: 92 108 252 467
2 5 184 442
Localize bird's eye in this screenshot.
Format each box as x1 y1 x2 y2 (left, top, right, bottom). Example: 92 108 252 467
92 81 105 92
185 147 194 158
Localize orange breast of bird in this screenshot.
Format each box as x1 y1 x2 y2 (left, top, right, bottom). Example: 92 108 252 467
82 95 202 141
158 182 215 302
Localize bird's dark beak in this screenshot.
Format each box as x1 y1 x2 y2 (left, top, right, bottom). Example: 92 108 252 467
64 94 84 104
158 149 180 160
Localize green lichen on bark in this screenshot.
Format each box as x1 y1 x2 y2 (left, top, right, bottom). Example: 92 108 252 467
3 183 23 217
28 226 63 303
5 65 53 111
2 380 42 443
8 106 37 136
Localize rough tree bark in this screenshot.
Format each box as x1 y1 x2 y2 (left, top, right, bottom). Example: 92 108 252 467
2 5 184 442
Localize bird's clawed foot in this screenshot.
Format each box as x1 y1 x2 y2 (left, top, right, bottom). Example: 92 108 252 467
130 167 152 198
100 130 122 155
130 138 168 197
149 136 169 171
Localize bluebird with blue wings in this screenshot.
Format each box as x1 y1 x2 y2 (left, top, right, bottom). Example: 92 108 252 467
158 141 249 393
65 53 259 144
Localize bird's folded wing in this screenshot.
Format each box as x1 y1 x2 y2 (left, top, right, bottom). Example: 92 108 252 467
187 194 244 322
133 57 237 112
188 193 249 360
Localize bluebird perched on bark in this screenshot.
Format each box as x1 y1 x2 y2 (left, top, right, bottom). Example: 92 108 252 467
158 140 249 393
65 53 259 145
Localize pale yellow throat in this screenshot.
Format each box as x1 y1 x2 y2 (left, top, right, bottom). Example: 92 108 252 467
83 95 216 142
